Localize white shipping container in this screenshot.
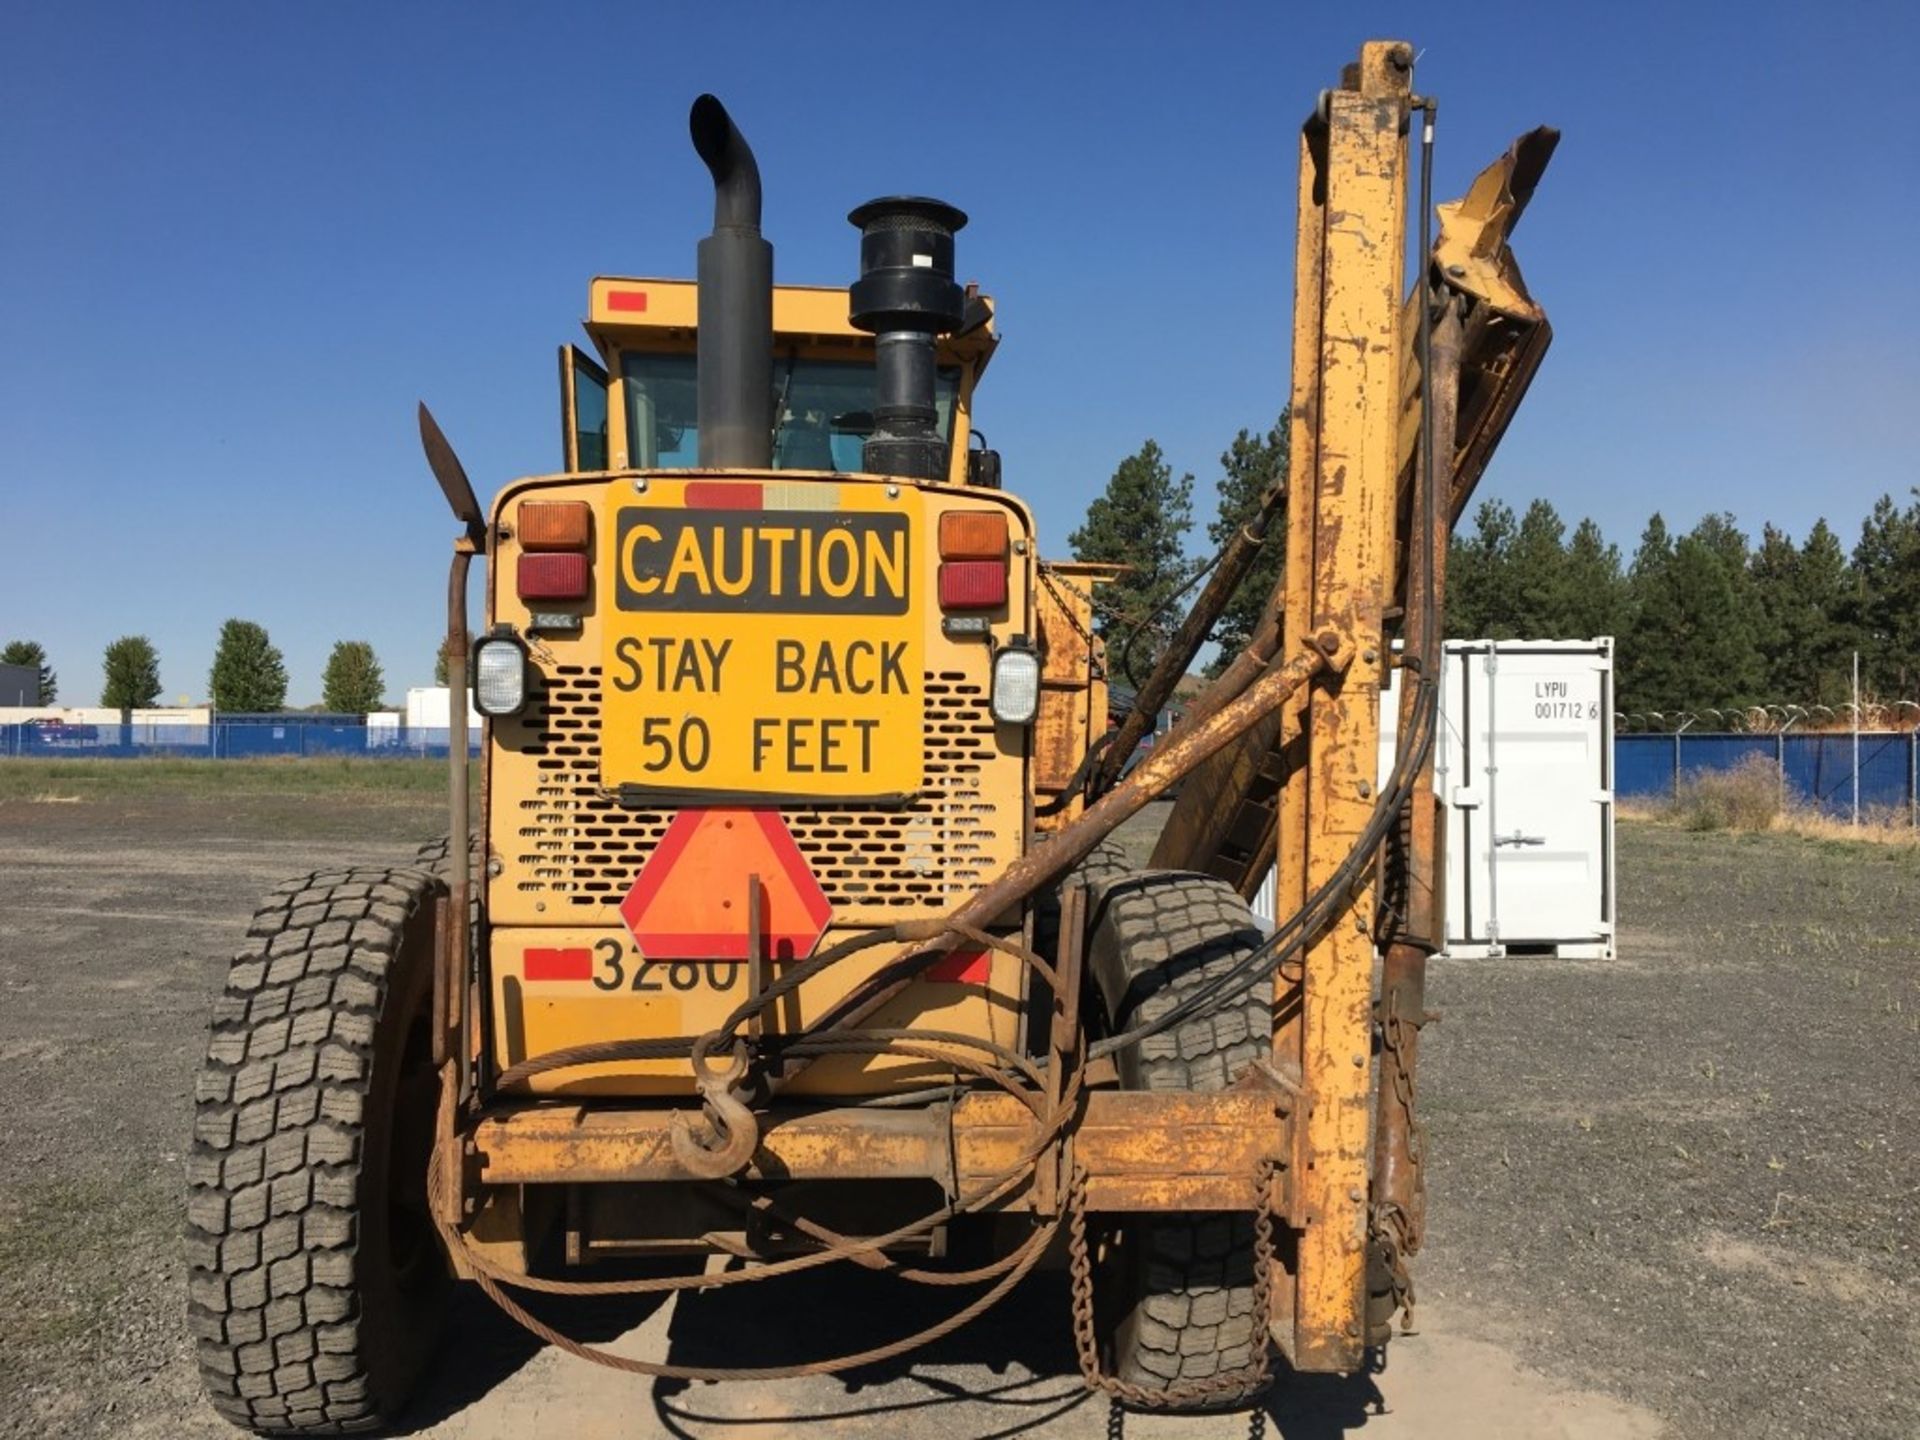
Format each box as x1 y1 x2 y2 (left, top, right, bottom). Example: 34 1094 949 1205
404 687 482 732
1436 638 1614 957
1252 637 1615 959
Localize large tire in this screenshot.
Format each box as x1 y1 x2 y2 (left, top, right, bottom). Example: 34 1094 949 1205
411 832 480 880
186 868 450 1435
413 834 480 938
1084 871 1271 1406
1032 837 1134 966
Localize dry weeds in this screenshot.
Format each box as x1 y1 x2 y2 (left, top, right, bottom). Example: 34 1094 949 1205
1624 753 1920 847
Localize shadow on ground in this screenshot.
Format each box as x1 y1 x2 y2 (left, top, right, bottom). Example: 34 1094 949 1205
398 1264 1390 1439
395 1262 690 1433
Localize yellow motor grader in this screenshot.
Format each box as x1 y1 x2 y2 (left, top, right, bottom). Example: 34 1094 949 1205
186 40 1556 1432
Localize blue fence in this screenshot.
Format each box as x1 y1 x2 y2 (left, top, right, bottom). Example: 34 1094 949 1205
1 723 477 759
1616 731 1920 820
5 723 1914 818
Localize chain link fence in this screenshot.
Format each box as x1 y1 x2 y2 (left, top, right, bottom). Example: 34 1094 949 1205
1 722 476 760
1616 730 1918 821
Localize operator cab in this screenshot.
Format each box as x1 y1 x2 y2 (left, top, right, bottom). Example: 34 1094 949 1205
559 279 1000 484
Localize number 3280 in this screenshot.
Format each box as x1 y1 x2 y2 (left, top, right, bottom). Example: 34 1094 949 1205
591 938 744 993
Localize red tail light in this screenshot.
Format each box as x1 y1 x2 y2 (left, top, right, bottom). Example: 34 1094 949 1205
518 552 589 601
938 560 1006 610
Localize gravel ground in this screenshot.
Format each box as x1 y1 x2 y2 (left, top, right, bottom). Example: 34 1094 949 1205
1417 823 1919 1439
0 781 1912 1438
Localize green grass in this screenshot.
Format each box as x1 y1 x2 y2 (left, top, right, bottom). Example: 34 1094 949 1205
0 757 460 800
0 1170 173 1357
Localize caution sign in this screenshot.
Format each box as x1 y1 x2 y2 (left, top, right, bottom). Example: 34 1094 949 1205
600 481 923 798
614 510 910 615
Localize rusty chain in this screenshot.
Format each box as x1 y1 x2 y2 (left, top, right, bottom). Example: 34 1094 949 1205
1067 1159 1278 1409
1370 996 1425 1333
1038 564 1107 663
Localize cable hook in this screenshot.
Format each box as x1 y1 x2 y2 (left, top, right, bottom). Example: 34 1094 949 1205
671 1033 759 1179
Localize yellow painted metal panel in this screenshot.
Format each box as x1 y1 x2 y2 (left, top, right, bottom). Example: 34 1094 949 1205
481 472 1036 1095
484 473 1032 934
489 924 1018 1097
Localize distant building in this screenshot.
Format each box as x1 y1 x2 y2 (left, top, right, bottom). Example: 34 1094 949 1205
0 664 36 706
405 687 483 731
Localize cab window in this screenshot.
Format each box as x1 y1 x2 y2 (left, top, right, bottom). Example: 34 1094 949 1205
621 351 957 472
560 346 609 471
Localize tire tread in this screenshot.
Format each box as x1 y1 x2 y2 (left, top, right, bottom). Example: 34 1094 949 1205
1088 871 1270 1405
187 866 440 1436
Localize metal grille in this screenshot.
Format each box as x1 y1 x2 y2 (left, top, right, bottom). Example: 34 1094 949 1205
504 666 1002 920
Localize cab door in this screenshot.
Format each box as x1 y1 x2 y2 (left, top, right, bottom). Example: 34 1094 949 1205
558 346 610 471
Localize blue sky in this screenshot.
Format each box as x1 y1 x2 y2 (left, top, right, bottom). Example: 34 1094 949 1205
3 2 1916 704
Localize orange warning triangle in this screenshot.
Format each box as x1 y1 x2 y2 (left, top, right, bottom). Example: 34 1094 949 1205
619 808 832 962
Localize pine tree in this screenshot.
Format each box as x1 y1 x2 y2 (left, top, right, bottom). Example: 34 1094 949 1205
1507 498 1568 637
434 638 454 687
1691 512 1753 576
1630 512 1673 579
1795 519 1859 704
1202 412 1289 674
1747 521 1861 704
1068 439 1198 689
1748 523 1800 696
1623 519 1763 712
322 641 386 713
1446 499 1519 638
101 636 162 710
208 619 288 713
1848 492 1920 696
1 640 56 703
1618 515 1674 710
1558 518 1629 640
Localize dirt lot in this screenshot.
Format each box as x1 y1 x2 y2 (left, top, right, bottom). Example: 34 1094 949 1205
0 764 1914 1439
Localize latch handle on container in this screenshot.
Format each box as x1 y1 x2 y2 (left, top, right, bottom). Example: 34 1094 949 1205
1493 829 1546 848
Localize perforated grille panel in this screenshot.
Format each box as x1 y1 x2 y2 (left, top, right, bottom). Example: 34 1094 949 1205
498 666 1006 924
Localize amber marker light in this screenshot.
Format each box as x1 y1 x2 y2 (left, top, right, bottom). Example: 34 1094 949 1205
938 509 1008 560
518 500 592 551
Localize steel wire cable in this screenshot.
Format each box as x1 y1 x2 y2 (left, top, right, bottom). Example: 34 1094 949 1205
436 1037 1089 1300
466 1214 1060 1381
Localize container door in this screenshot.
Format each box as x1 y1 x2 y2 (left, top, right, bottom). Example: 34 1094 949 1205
1461 643 1611 947
1437 646 1472 946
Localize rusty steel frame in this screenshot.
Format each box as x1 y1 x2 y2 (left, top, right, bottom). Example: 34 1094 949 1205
1140 92 1557 1370
468 1084 1287 1220
1087 473 1289 799
1265 42 1416 1373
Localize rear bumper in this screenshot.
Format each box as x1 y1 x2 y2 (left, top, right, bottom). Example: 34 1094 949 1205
467 1082 1290 1214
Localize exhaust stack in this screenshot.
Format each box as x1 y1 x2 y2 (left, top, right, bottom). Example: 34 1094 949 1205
848 197 968 480
689 95 773 469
